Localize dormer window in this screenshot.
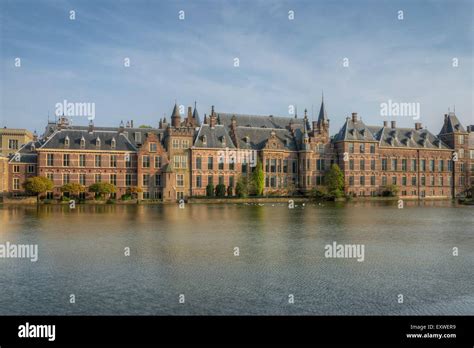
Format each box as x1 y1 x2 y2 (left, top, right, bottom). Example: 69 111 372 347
220 136 226 146
31 143 36 151
80 136 85 149
64 136 70 148
111 137 116 149
244 136 250 143
96 137 101 148
202 135 207 145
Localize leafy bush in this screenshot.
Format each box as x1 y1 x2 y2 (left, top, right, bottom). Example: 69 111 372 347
206 183 215 197
235 179 248 198
215 184 226 197
227 186 233 197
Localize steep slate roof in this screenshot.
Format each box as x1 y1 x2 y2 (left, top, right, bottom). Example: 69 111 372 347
9 141 42 163
333 117 450 149
333 118 377 142
233 127 297 150
368 126 450 149
318 98 328 123
45 124 165 148
439 113 466 134
40 129 137 151
194 124 236 148
217 112 305 130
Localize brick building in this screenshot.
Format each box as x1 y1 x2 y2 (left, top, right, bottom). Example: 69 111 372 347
5 99 473 201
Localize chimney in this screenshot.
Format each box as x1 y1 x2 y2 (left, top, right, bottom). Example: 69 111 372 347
130 120 134 128
383 121 388 127
119 120 124 133
351 112 358 122
391 121 396 129
88 120 94 133
32 130 38 141
415 122 422 130
187 106 192 120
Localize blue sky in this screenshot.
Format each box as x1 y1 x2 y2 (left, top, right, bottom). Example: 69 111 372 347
0 0 473 134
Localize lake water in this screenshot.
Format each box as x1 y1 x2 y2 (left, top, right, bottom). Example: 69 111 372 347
0 201 473 315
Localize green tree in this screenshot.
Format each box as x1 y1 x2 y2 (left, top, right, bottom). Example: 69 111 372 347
324 164 345 197
235 177 248 198
206 183 215 197
89 182 116 199
215 184 226 197
139 125 152 128
60 183 86 198
227 185 233 197
23 176 54 203
251 159 264 196
126 186 143 199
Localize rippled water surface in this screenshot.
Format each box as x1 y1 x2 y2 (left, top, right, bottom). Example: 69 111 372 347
0 201 473 315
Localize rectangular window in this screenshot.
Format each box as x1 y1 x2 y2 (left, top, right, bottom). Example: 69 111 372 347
402 159 407 171
47 153 54 166
370 176 375 186
196 157 202 170
349 159 354 170
13 178 20 190
182 140 190 148
370 144 375 154
292 161 297 173
349 176 354 186
110 155 117 168
142 155 150 168
47 173 54 182
79 154 86 167
13 165 20 173
382 159 387 171
143 174 149 186
9 139 19 149
411 159 416 171
360 176 365 186
196 175 202 188
63 154 70 166
181 156 187 169
79 174 86 185
95 174 101 183
219 176 224 185
382 176 387 186
349 143 354 153
176 174 184 187
110 174 117 186
125 154 131 168
229 176 234 187
218 159 224 170
95 155 101 167
429 159 435 172
359 144 365 153
421 176 426 186
63 173 70 184
360 159 365 171
430 176 435 186
392 176 397 185
412 176 416 186
391 159 397 171
208 175 213 185
439 176 443 186
172 139 179 149
271 159 277 173
439 160 444 172
126 174 132 186
402 176 407 186
448 160 453 171
155 174 161 187
149 143 157 152
27 165 35 173
420 159 426 171
208 157 213 170
371 159 375 171
229 160 235 171
283 160 288 173
154 156 161 168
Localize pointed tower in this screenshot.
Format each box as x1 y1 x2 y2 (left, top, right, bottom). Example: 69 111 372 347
193 101 201 126
171 102 181 128
313 92 330 139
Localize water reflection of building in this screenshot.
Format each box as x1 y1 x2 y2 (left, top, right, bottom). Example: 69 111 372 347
3 98 473 201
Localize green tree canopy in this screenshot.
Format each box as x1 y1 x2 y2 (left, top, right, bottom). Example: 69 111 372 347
324 163 345 197
23 176 54 202
60 183 86 196
89 182 116 198
251 159 264 196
